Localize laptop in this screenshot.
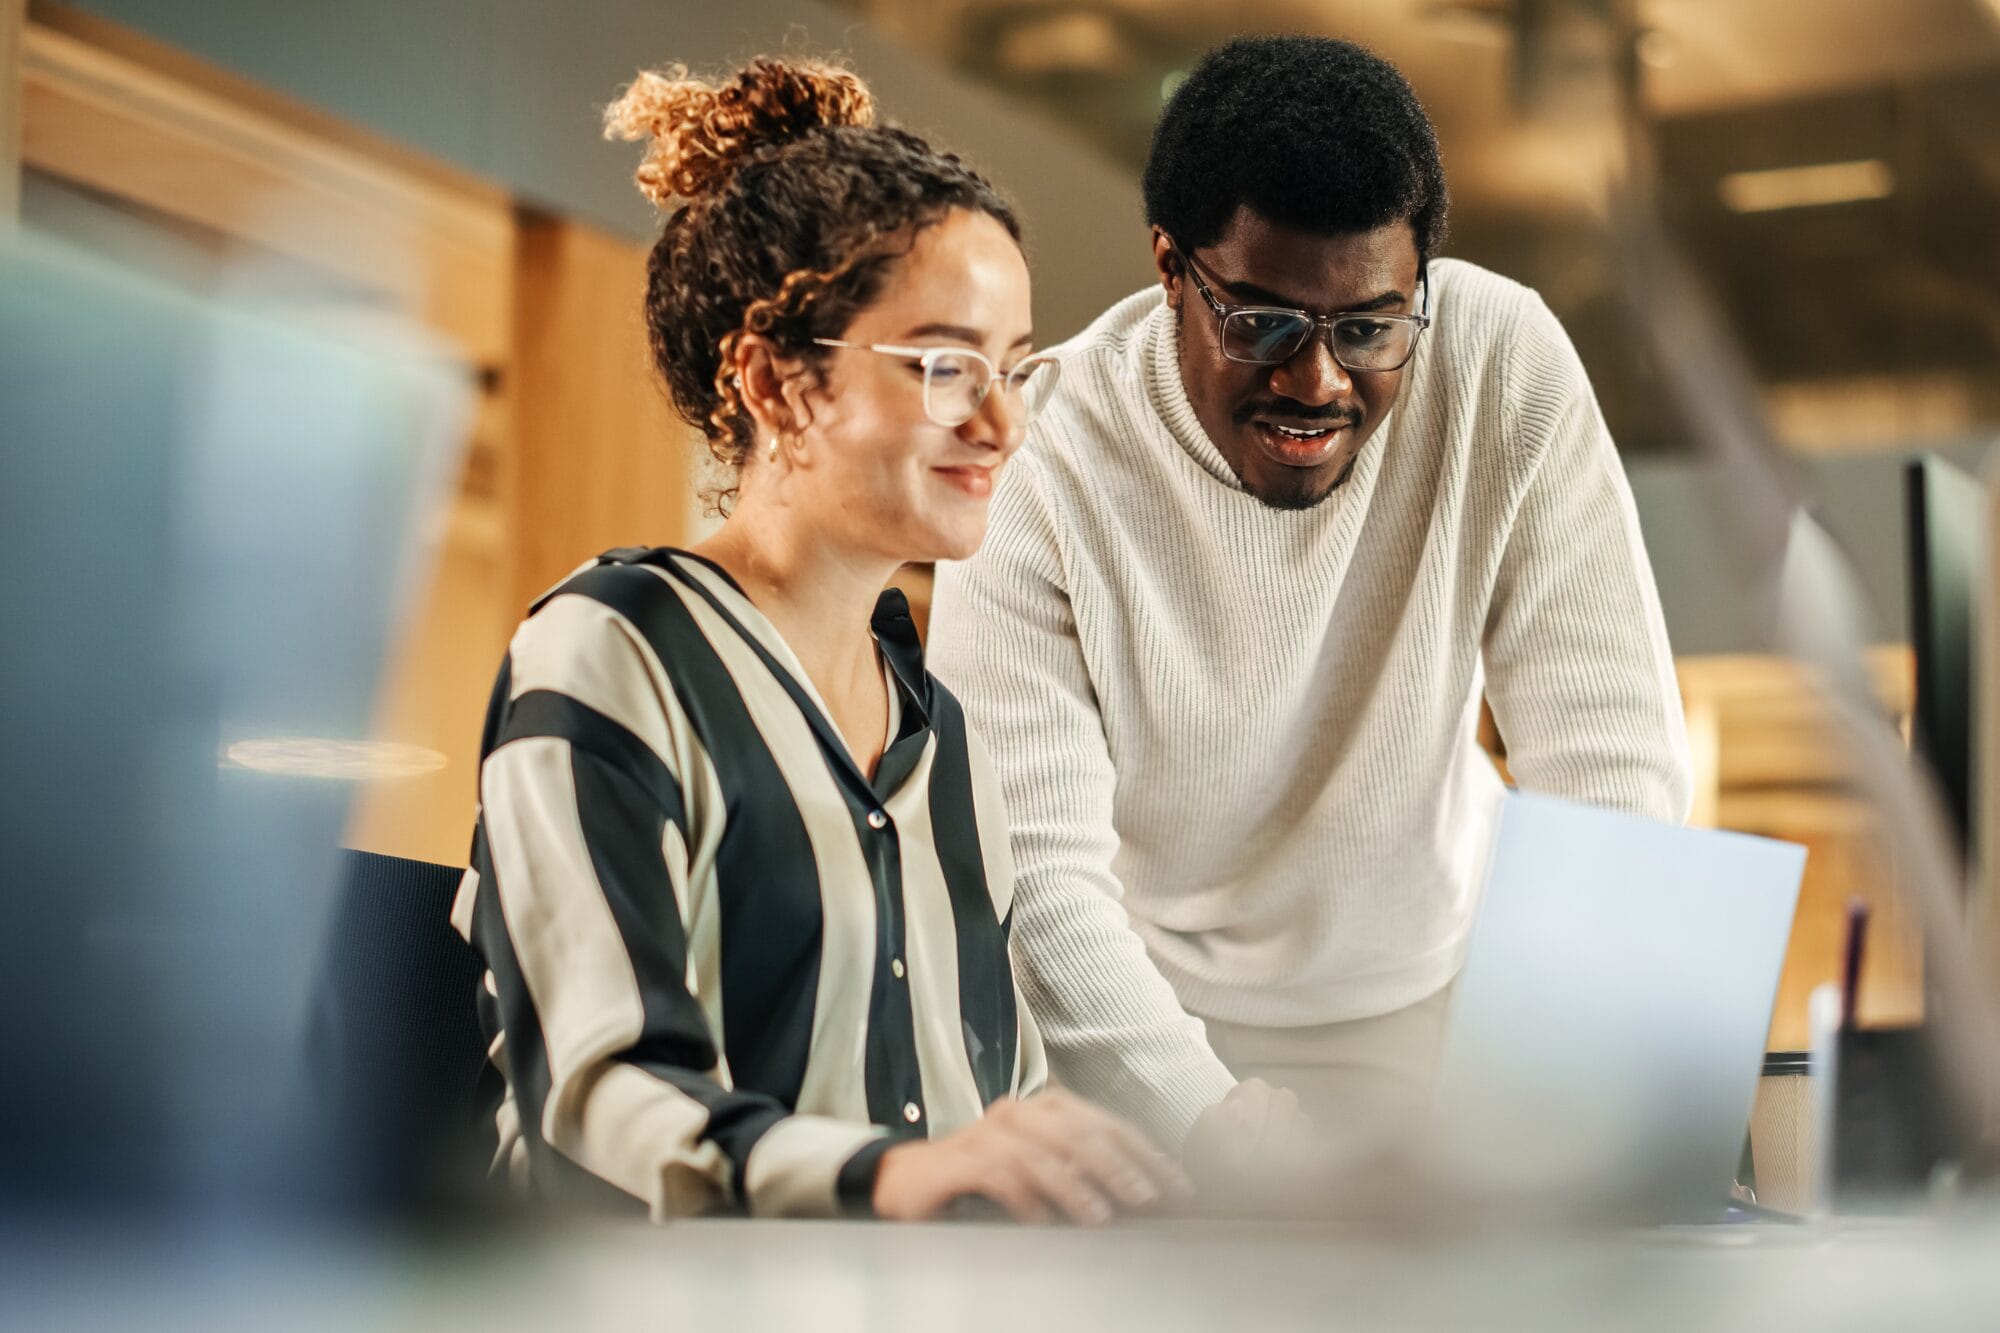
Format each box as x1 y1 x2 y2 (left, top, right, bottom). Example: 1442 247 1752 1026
1420 792 1807 1224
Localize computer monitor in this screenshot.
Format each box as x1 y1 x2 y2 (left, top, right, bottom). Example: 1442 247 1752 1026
1804 454 1992 1199
1905 454 1985 870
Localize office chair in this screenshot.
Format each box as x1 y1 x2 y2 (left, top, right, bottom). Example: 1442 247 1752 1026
302 848 499 1216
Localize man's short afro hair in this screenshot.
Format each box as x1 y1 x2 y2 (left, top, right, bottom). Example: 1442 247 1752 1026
1143 35 1448 262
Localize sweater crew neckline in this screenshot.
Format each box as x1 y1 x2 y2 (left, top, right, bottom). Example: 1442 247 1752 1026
1143 297 1243 490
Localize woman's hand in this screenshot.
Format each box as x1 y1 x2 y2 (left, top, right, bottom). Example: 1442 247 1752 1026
872 1090 1189 1224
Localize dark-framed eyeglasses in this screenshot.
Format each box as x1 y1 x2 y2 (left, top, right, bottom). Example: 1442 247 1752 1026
1168 237 1431 372
812 338 1063 428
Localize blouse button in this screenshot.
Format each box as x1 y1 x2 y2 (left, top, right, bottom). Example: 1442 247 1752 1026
891 958 905 979
867 809 888 830
903 1101 922 1124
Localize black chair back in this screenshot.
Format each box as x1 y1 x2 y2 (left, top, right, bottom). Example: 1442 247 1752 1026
303 849 498 1215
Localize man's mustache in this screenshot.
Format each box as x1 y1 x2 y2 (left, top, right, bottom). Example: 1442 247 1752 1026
1233 401 1362 428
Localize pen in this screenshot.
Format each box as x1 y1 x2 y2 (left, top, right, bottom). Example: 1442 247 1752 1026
1839 897 1871 1031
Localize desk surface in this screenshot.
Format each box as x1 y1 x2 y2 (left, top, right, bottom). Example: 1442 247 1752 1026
12 1210 2000 1332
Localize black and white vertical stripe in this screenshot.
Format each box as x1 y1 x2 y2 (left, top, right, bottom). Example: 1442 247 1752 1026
450 547 1045 1219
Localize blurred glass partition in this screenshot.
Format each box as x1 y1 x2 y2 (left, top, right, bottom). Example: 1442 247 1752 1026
17 13 521 866
0 233 467 1215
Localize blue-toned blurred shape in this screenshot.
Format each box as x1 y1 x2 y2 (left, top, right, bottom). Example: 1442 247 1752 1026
0 236 467 1218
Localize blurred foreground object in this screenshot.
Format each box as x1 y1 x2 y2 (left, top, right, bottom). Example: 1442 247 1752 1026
0 234 467 1217
1610 196 2000 1196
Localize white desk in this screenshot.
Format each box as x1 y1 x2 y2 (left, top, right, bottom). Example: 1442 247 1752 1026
12 1211 2000 1332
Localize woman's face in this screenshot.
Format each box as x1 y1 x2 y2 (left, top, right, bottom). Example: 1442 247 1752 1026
785 208 1037 564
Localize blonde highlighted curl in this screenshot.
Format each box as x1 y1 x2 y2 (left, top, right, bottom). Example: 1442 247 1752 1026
603 57 876 205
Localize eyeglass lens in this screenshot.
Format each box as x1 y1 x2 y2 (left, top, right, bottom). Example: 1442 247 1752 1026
922 352 1063 427
1221 311 1418 370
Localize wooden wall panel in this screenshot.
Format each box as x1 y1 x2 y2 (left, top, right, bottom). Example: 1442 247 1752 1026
343 496 514 864
2 0 21 219
511 213 701 614
18 23 512 364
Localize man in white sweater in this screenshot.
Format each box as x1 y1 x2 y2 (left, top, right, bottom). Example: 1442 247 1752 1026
928 36 1691 1159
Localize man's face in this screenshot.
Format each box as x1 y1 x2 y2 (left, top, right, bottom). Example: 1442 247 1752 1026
1155 209 1422 510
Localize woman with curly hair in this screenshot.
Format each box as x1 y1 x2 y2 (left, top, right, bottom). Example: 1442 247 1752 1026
450 56 1180 1223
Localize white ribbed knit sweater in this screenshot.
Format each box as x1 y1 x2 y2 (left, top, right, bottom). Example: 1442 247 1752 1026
927 259 1691 1146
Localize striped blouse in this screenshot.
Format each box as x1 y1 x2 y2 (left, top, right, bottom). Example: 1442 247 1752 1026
449 547 1047 1219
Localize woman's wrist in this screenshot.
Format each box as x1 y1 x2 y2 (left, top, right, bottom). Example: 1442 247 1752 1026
868 1138 940 1217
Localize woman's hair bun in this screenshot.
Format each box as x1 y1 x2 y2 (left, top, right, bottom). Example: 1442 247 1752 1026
603 57 876 207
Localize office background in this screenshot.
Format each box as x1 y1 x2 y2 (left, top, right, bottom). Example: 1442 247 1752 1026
7 0 1999 1054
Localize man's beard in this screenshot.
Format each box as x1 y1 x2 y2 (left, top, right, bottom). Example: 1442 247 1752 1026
1232 398 1364 511
1246 453 1358 511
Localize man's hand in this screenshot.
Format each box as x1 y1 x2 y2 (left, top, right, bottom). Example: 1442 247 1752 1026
872 1090 1190 1225
1181 1078 1317 1201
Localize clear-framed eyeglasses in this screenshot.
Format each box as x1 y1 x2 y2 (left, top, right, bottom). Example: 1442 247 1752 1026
1169 237 1431 372
812 338 1063 429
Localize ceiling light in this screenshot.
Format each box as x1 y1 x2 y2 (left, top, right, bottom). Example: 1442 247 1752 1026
1420 1 1512 45
1717 159 1895 213
994 12 1127 77
224 737 449 781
